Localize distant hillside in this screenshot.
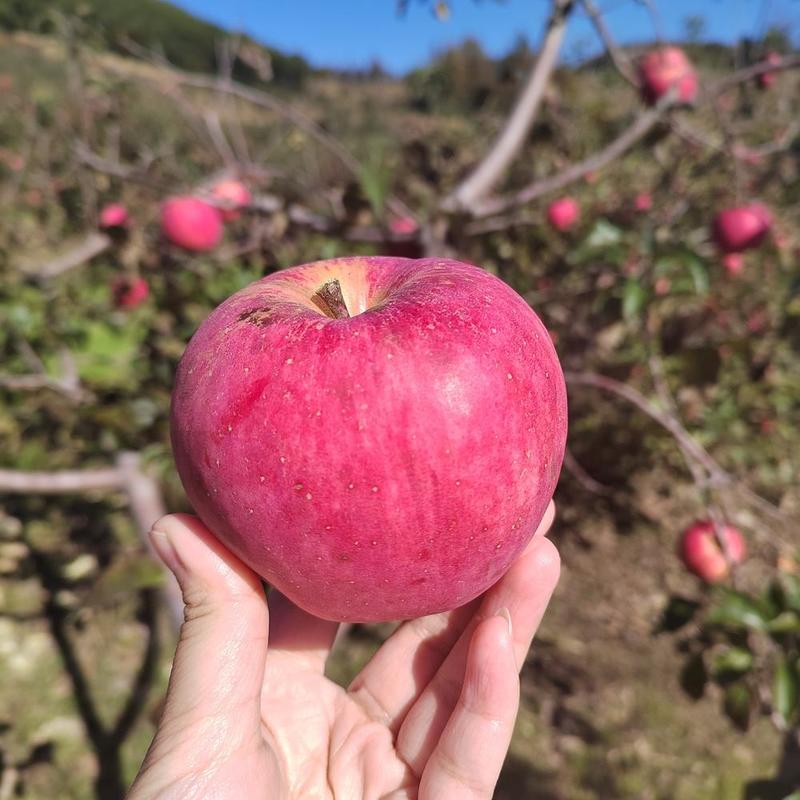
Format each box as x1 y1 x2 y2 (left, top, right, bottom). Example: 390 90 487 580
0 0 310 87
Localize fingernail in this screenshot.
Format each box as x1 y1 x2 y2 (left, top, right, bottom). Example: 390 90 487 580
148 527 183 578
497 606 513 638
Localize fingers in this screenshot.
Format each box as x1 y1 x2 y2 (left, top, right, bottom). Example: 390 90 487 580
418 611 519 800
348 501 555 730
397 518 560 775
348 601 478 729
267 590 340 671
147 514 269 740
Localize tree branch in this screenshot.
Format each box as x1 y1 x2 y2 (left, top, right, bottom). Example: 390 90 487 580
473 91 675 217
22 232 112 281
441 0 576 213
564 371 792 532
580 0 637 86
0 453 184 630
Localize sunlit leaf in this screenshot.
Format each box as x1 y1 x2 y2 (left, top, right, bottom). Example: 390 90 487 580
723 682 753 731
773 658 799 723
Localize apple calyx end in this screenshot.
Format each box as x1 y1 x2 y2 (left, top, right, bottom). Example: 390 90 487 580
312 279 351 319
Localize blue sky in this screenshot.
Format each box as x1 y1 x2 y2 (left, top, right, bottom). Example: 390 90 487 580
171 0 798 75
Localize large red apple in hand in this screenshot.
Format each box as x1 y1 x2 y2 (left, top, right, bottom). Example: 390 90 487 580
171 256 567 621
638 47 698 105
679 520 746 583
161 196 223 252
712 204 772 253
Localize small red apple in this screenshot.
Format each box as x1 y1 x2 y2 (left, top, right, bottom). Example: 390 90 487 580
634 192 653 212
99 203 129 229
211 179 252 221
171 256 568 622
388 216 419 236
654 277 671 295
679 520 746 583
161 196 223 252
721 252 744 276
712 204 772 253
547 197 580 232
111 276 149 309
638 47 698 105
757 51 782 89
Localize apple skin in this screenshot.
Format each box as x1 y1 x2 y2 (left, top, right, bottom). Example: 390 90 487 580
171 256 568 622
547 197 580 232
638 47 698 105
112 276 149 309
757 52 782 89
712 204 772 253
99 203 129 229
161 196 223 252
211 179 252 221
634 192 653 213
679 520 746 583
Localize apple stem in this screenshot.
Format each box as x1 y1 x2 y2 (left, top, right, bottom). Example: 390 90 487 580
312 279 351 319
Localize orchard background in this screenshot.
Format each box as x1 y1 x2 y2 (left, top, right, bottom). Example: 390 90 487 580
1 0 799 797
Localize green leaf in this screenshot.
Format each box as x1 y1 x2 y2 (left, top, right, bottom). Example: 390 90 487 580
622 279 647 320
685 255 710 296
767 611 800 635
584 219 622 249
773 658 799 723
712 647 753 680
780 574 800 613
723 682 753 731
75 321 146 390
706 589 769 631
657 595 701 632
680 652 707 700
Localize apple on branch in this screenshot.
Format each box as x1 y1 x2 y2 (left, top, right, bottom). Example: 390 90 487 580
679 520 746 583
171 256 567 622
161 196 223 252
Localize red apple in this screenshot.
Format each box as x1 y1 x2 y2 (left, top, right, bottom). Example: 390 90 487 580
757 51 782 89
634 192 653 212
161 196 223 252
721 252 744 276
712 204 772 253
211 179 252 221
171 256 568 622
679 520 746 583
389 216 419 236
99 203 129 229
638 47 698 105
111 276 149 309
547 197 580 232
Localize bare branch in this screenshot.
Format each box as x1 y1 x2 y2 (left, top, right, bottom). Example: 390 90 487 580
0 466 123 494
474 91 675 217
564 370 792 531
580 0 637 86
562 447 611 494
22 232 111 281
441 0 576 213
709 54 800 96
0 454 184 630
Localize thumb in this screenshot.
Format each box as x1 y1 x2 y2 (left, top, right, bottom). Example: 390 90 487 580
148 514 269 740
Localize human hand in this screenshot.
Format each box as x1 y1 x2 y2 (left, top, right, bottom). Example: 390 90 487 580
128 502 560 799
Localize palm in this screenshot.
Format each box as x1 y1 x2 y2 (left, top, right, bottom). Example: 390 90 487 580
128 505 560 800
261 653 413 798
